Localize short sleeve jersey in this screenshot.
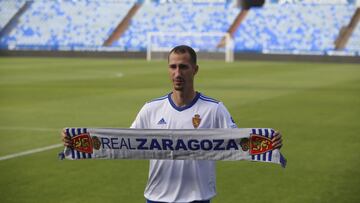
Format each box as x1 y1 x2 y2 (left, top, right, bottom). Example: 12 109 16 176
131 92 237 202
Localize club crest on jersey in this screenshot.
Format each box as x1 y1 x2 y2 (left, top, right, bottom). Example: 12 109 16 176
192 114 201 128
249 134 273 155
72 133 93 154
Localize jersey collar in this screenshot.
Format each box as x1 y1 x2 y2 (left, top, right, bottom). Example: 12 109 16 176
168 92 200 112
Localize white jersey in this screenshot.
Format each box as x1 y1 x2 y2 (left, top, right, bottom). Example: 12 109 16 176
131 92 237 202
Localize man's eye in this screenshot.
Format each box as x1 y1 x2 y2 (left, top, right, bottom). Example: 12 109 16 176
179 64 188 69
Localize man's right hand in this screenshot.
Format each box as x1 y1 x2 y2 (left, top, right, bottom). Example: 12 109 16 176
61 129 73 148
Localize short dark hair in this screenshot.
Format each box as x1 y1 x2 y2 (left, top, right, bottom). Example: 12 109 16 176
168 45 197 65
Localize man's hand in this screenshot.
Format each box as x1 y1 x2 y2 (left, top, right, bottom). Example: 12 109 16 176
272 131 283 149
61 129 73 148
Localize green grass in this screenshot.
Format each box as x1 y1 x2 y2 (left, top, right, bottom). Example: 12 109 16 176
0 57 359 203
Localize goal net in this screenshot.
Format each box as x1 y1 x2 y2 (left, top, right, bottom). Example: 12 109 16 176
146 32 234 62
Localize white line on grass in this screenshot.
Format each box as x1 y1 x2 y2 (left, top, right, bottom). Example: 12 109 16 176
0 144 63 161
116 72 124 77
0 126 62 161
0 126 59 132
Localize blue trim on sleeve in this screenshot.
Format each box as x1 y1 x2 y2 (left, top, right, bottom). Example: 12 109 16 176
168 92 200 112
199 95 219 104
148 94 168 103
199 94 219 104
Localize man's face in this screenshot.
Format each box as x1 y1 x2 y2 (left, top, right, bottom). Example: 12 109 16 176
168 52 198 92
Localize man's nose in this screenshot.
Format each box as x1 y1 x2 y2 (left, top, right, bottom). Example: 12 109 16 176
173 66 181 76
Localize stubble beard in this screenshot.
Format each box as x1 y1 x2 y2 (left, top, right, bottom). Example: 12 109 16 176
173 84 184 91
173 78 185 91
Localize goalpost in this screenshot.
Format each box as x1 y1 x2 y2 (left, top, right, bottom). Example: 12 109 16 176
146 32 234 62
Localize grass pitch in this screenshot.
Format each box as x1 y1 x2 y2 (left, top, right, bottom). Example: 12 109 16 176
0 57 359 203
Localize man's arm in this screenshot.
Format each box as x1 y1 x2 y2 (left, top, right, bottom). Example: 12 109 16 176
214 102 237 129
216 102 283 149
130 103 149 129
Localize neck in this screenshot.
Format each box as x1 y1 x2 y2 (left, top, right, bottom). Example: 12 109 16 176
171 89 196 107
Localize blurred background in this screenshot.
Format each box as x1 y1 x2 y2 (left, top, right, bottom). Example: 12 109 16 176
0 0 359 203
0 0 360 61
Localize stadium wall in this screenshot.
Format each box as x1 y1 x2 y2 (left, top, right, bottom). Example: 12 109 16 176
1 0 360 63
1 50 359 64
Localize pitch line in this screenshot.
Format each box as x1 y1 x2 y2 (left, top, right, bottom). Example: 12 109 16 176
116 72 124 77
0 143 63 161
0 126 62 161
0 126 59 132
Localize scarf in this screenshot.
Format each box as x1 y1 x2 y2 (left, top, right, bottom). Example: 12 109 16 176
59 128 286 168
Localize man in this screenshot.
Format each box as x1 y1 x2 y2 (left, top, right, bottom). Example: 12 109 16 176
62 45 282 203
130 45 282 203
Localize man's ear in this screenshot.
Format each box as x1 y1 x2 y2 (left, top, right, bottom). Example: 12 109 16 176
194 65 199 75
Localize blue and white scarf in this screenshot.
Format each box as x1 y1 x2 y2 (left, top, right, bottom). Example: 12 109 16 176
59 128 286 168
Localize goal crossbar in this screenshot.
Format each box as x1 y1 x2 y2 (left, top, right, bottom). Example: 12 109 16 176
146 32 234 62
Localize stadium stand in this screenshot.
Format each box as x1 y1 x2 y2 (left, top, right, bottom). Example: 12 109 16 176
344 8 360 52
0 0 26 30
233 4 356 53
0 0 359 56
1 0 133 50
113 2 239 51
347 24 360 51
